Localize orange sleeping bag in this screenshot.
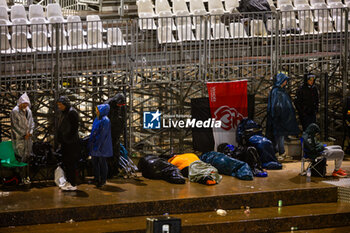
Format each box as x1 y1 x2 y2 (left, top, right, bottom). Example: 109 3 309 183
168 153 200 170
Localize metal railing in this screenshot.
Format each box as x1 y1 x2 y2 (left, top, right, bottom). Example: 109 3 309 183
0 9 348 154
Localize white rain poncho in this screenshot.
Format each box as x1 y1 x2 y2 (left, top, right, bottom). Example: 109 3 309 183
10 93 35 162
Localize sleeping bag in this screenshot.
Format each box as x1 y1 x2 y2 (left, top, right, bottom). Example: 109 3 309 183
138 155 186 184
200 151 253 180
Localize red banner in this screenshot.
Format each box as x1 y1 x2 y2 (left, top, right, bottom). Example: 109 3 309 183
207 80 248 148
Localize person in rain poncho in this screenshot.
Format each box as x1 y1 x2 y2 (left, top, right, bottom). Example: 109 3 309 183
303 123 347 177
104 93 126 177
266 72 299 161
89 104 113 188
57 96 80 191
11 92 35 184
294 74 319 131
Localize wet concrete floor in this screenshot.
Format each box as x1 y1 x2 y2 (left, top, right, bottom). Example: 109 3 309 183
1 161 349 214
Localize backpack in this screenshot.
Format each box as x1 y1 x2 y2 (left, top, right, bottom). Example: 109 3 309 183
311 157 327 177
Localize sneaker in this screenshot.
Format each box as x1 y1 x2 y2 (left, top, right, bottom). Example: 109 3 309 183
278 153 286 161
338 168 347 173
58 181 67 189
332 169 347 178
96 181 106 188
22 177 31 185
61 182 77 191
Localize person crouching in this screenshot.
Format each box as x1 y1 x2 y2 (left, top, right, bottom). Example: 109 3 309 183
89 104 113 188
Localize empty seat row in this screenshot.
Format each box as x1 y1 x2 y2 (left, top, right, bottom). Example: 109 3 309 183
281 3 347 24
277 0 347 8
0 27 129 54
157 16 347 44
157 20 273 44
0 3 64 25
137 0 239 23
0 14 110 42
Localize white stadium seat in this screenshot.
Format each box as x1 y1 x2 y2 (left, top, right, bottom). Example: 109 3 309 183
87 28 107 48
173 0 190 14
318 17 335 33
0 33 14 53
0 0 9 11
11 4 29 23
68 29 88 49
30 17 48 34
229 22 248 38
158 10 177 30
32 31 51 51
47 3 65 21
67 15 83 32
11 32 34 52
177 24 196 41
107 27 129 46
250 20 268 37
224 0 239 13
299 17 317 34
29 4 45 21
157 26 177 43
155 0 172 15
190 0 207 14
212 23 230 39
0 6 11 25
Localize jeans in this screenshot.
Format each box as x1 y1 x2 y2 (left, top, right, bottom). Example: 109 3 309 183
92 156 108 185
274 135 285 155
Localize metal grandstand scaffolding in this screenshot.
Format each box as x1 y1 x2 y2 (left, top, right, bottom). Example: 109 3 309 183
0 9 348 155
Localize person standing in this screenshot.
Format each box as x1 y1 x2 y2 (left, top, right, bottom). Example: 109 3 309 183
56 96 80 191
89 104 113 188
104 93 126 177
295 74 319 131
266 72 300 160
11 92 35 184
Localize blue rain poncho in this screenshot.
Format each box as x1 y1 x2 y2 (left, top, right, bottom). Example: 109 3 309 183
248 135 282 170
89 104 113 158
200 151 253 180
266 73 299 138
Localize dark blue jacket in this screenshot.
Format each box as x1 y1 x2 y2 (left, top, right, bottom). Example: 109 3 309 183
266 73 299 138
89 104 113 157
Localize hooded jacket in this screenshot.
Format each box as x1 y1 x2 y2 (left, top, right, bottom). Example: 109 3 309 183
266 73 299 138
294 74 319 116
302 123 324 159
89 104 113 157
57 96 80 145
10 93 35 158
104 93 126 139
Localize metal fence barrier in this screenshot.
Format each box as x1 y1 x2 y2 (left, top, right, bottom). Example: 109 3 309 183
0 9 348 154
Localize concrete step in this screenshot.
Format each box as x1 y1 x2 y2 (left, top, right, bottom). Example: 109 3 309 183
3 202 350 233
0 185 337 227
279 226 350 232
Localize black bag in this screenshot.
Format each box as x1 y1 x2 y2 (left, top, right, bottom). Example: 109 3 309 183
311 157 327 177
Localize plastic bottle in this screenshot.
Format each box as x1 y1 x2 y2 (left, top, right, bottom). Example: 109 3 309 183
306 168 311 182
306 168 311 177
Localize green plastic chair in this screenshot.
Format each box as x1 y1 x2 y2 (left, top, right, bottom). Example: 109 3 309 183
0 141 27 168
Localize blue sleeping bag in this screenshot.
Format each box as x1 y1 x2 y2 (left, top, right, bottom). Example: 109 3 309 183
200 151 253 180
248 135 282 170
